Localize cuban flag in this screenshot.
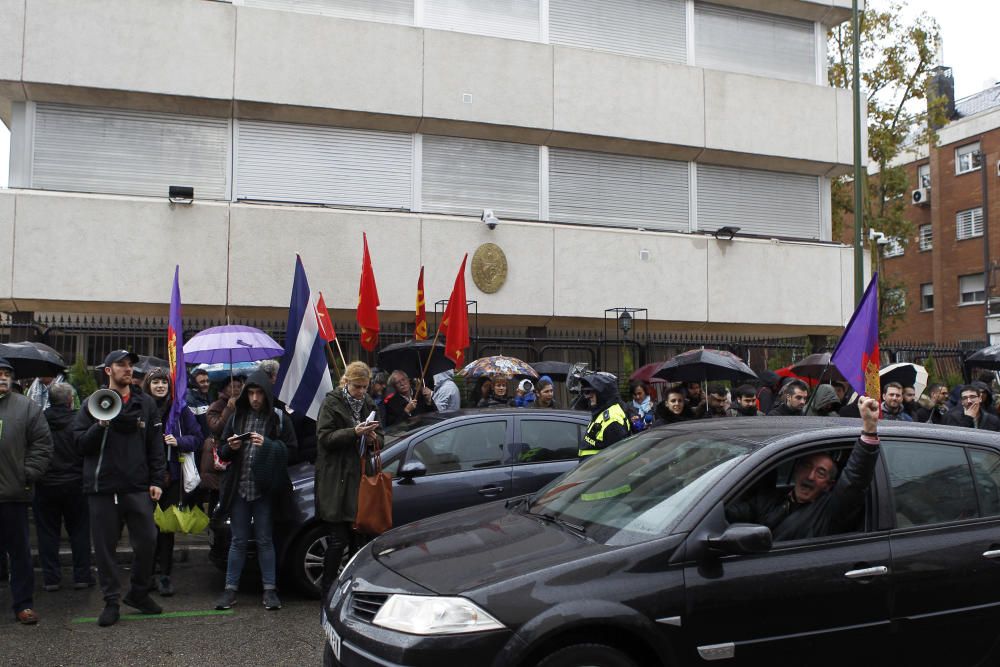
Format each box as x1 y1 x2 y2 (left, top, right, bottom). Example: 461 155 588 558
276 256 334 420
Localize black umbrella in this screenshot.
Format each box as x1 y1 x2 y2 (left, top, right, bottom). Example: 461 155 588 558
0 342 67 378
965 344 1000 372
531 361 574 382
789 352 846 382
653 349 757 384
377 340 452 382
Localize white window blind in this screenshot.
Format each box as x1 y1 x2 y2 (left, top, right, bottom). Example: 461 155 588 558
421 135 539 219
549 0 686 63
423 0 540 42
236 120 412 209
919 224 933 251
956 208 983 240
695 3 815 83
696 164 820 239
237 0 413 24
31 104 229 199
883 237 904 258
960 274 985 305
549 148 688 230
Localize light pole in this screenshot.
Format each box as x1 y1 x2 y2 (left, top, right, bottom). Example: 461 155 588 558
852 0 865 306
977 148 992 341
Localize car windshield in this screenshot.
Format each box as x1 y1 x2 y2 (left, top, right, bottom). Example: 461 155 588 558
527 430 752 546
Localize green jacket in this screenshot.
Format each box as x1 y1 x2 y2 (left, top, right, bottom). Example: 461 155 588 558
315 390 383 524
0 392 53 502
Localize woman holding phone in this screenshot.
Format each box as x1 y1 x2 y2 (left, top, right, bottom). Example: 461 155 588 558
315 361 383 597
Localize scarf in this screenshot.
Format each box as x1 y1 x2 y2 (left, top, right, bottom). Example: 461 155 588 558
343 387 364 425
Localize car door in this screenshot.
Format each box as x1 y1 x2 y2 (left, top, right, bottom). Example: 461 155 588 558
392 416 513 526
508 415 585 496
681 444 893 664
883 439 1000 666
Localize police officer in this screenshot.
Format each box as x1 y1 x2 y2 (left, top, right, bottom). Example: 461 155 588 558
578 372 630 458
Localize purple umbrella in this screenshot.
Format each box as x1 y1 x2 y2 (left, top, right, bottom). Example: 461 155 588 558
182 325 283 364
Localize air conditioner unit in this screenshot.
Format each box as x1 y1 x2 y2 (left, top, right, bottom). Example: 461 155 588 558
911 187 931 206
996 159 1000 177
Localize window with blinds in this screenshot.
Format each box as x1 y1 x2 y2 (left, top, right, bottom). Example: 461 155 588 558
919 224 933 251
236 120 413 209
956 208 983 240
421 135 539 218
549 0 687 63
960 274 985 305
694 3 816 83
237 0 414 24
31 104 230 200
423 0 541 42
549 148 689 230
882 237 904 258
696 164 820 239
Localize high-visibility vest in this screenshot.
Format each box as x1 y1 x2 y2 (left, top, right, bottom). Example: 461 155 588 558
579 403 628 457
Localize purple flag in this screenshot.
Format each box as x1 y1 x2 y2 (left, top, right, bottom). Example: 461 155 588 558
167 266 187 434
831 273 880 399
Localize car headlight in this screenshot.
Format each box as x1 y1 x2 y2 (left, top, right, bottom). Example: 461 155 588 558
372 595 505 635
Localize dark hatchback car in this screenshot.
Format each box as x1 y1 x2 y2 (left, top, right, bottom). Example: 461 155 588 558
208 408 590 595
323 418 1000 667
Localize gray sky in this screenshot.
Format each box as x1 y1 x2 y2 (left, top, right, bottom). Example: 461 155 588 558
1 1 996 189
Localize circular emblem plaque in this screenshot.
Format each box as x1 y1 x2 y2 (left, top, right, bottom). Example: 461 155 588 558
471 243 508 294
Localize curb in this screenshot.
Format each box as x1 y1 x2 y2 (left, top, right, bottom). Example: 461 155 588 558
30 544 211 568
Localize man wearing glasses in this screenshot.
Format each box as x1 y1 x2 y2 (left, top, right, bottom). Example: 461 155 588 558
726 396 881 541
945 385 1000 431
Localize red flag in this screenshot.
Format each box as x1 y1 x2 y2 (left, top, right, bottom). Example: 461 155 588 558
415 266 428 341
357 233 381 351
315 291 336 342
440 254 469 368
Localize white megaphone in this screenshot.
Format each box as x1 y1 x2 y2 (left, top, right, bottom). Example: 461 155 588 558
88 388 122 421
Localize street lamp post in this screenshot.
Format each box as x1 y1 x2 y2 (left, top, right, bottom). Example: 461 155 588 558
852 0 865 306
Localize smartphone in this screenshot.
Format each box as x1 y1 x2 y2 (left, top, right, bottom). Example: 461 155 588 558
364 411 377 424
232 431 253 441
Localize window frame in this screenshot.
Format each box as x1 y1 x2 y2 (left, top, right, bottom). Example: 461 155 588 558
917 163 931 189
956 207 984 241
959 273 986 306
408 417 510 476
920 282 934 312
955 142 983 175
513 416 584 464
882 439 983 530
882 237 904 258
918 224 933 251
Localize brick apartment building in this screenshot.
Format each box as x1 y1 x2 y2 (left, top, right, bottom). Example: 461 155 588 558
867 73 1000 346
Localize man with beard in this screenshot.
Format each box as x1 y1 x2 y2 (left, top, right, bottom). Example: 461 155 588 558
726 396 881 541
74 350 165 627
901 385 920 419
767 380 809 416
702 384 730 418
916 383 949 424
685 381 706 418
880 382 912 422
727 385 763 416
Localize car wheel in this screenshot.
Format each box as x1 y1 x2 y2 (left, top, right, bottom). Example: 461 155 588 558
537 643 639 667
287 523 349 598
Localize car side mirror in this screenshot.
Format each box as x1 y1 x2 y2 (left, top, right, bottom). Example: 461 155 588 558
705 523 773 556
398 460 427 482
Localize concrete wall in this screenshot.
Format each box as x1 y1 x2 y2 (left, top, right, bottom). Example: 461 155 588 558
1 0 857 174
2 190 857 331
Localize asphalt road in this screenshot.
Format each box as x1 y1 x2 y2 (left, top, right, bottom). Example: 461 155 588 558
0 556 326 666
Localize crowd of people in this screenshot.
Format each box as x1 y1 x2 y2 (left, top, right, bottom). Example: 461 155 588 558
1 347 998 627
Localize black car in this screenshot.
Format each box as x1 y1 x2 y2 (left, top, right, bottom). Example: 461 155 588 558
323 418 1000 667
208 408 590 596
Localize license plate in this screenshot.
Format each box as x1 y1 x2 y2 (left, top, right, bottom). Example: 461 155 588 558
322 611 342 661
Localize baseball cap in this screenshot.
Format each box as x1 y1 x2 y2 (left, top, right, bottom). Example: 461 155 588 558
103 350 140 366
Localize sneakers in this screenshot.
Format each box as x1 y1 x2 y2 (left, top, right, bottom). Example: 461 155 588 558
214 588 238 610
15 609 39 625
97 604 119 627
123 592 163 615
262 589 281 610
156 576 175 597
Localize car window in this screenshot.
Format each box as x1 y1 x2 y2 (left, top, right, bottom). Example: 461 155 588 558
411 420 507 475
515 420 581 462
883 441 978 528
968 449 1000 516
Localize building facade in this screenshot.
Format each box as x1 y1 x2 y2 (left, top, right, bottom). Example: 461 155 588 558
1 0 861 338
876 78 1000 345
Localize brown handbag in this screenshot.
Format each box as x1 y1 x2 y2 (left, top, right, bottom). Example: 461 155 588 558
353 441 393 536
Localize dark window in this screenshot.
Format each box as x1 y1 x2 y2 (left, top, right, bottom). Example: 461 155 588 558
516 420 582 462
969 449 1000 517
411 420 507 474
883 442 978 527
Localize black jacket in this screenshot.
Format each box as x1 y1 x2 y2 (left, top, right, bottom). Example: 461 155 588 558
581 373 630 451
943 407 1000 431
726 436 879 541
74 388 165 495
217 371 298 517
768 401 803 417
38 404 83 487
384 390 436 426
916 403 948 424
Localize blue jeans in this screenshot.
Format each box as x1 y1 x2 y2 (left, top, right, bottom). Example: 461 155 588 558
226 495 276 589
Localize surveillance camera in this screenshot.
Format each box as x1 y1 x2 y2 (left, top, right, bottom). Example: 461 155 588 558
481 209 499 230
868 229 887 244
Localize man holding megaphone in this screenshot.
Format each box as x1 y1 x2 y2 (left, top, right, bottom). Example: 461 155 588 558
74 350 166 627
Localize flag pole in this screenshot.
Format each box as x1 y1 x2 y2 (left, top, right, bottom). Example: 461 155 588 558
420 328 444 381
332 338 348 371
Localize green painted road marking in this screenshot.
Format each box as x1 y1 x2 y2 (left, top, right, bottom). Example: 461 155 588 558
72 609 234 624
